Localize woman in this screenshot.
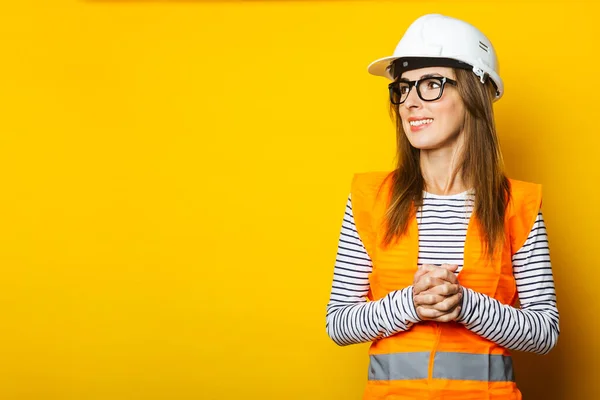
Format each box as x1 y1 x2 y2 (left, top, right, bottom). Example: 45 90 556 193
325 14 559 400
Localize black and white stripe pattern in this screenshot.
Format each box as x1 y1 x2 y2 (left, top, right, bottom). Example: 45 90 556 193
416 190 474 270
325 192 560 354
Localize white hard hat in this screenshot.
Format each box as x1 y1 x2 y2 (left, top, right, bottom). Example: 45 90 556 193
367 14 504 101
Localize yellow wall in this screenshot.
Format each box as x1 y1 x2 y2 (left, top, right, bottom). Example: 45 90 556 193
0 0 597 399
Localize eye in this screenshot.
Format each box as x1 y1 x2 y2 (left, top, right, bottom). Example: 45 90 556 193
399 84 410 95
426 80 441 90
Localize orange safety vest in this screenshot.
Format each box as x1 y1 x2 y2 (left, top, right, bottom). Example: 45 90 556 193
350 171 542 400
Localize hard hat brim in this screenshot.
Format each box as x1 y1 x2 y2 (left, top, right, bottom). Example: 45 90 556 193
367 56 399 80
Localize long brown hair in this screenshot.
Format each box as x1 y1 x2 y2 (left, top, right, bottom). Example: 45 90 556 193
381 66 511 258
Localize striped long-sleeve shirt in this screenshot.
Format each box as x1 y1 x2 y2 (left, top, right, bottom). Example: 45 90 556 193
325 190 560 354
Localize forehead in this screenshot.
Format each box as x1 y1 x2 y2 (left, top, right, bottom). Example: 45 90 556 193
400 66 456 80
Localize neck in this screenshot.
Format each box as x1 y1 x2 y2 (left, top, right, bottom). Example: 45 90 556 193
420 145 469 196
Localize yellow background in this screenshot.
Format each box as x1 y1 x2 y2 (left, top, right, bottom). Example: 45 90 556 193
0 0 597 399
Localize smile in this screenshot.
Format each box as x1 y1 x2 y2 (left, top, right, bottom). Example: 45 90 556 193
409 119 433 127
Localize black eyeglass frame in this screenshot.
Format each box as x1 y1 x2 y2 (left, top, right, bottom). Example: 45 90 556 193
388 76 458 105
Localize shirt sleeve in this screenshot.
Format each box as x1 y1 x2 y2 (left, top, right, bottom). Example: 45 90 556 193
457 210 560 354
325 193 421 346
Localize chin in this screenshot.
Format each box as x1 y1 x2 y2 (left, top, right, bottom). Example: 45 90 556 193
406 131 458 151
407 138 441 150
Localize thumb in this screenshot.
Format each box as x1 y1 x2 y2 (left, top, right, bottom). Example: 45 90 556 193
414 264 434 280
441 264 459 272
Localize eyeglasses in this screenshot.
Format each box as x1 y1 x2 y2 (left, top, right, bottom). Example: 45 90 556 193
388 76 458 105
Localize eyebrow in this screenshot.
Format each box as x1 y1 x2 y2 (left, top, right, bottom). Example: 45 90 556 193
399 73 444 82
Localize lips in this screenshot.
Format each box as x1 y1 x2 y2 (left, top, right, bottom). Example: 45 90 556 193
407 117 434 132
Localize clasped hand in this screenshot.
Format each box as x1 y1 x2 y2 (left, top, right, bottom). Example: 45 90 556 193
413 264 463 322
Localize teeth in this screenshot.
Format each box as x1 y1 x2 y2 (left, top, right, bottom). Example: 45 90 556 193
409 118 433 127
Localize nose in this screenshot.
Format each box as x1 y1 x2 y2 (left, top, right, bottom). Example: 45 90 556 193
403 84 422 109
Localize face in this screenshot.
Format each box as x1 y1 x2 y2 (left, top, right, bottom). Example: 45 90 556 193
397 67 465 152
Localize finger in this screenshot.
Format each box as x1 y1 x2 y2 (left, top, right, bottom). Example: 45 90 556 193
428 292 462 312
420 283 461 297
416 306 448 320
413 293 446 306
413 264 437 282
440 264 459 272
418 299 462 320
413 275 447 295
428 267 458 284
436 267 459 284
432 306 462 322
413 268 428 282
416 292 462 313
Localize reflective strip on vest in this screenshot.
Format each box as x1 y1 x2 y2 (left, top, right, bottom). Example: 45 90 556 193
369 352 514 382
368 352 430 380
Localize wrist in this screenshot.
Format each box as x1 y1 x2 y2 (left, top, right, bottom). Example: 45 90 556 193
456 286 469 323
409 286 423 322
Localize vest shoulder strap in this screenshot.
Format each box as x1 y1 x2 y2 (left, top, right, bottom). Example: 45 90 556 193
507 179 543 254
350 173 541 257
350 171 393 258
